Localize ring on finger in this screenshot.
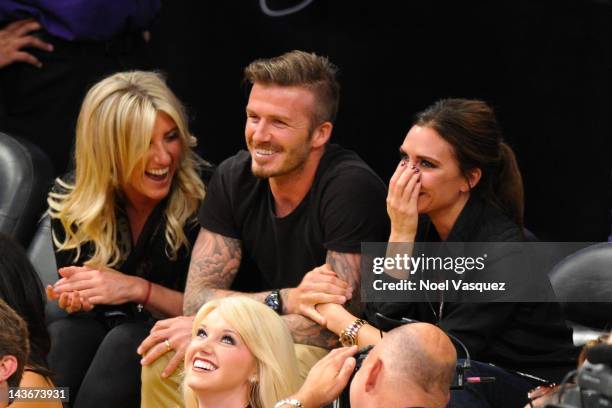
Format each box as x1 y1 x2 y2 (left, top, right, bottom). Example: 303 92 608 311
164 339 172 352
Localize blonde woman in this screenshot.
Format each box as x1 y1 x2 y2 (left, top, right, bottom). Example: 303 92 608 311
184 297 301 408
45 71 210 408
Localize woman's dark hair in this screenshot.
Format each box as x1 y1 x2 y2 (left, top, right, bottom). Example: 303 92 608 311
0 233 52 378
415 98 524 227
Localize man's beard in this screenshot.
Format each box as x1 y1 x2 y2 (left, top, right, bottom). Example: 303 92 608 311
250 143 311 179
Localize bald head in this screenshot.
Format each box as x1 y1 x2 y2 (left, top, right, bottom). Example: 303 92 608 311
378 323 457 397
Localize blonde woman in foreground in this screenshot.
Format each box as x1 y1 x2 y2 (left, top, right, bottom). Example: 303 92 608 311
45 71 210 408
184 297 301 408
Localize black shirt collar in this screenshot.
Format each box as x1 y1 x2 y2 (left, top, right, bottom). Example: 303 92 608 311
419 194 484 242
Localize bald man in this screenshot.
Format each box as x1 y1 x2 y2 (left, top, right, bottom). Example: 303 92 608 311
276 322 457 408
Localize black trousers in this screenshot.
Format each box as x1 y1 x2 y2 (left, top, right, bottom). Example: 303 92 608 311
448 360 545 408
0 31 152 176
47 312 153 408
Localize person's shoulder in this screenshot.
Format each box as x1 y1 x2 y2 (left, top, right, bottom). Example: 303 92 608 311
50 171 75 195
20 370 53 388
450 196 523 242
200 150 262 214
478 203 523 242
197 158 216 185
318 144 385 187
15 371 62 408
214 150 253 182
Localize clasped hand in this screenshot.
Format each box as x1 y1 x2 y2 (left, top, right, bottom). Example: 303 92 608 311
46 265 140 313
284 264 353 326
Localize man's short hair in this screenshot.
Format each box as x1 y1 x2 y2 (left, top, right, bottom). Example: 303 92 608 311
244 50 340 126
0 299 29 388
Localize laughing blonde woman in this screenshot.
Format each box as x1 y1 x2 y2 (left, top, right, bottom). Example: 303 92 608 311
184 297 301 408
46 71 211 408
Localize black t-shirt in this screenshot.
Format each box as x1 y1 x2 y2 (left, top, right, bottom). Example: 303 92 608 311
367 195 579 381
198 144 390 291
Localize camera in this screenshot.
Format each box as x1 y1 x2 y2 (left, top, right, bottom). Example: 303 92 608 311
544 344 612 408
335 345 374 408
330 313 477 407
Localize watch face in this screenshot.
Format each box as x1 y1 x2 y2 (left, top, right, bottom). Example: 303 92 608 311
339 333 354 347
266 292 280 311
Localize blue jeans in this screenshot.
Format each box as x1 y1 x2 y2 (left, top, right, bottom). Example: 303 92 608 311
448 360 538 408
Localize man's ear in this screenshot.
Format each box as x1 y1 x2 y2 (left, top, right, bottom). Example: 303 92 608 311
311 121 333 149
0 355 18 383
364 357 383 393
461 167 482 193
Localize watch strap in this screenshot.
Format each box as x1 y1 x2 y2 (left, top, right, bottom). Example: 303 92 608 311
339 318 367 347
265 289 282 314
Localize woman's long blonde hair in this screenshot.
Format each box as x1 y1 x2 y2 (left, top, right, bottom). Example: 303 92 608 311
48 71 205 267
184 297 301 408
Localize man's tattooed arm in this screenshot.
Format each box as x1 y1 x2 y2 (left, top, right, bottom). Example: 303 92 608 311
183 228 267 315
277 250 362 349
326 250 362 316
282 314 339 349
183 229 352 349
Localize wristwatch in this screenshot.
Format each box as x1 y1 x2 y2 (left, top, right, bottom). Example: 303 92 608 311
264 289 282 314
273 399 304 408
339 318 367 347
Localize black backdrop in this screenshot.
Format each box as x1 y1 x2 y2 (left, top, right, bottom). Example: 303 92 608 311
149 0 612 242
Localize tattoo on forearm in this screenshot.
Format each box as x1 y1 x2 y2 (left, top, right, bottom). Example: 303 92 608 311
183 229 242 315
326 250 362 315
283 314 339 349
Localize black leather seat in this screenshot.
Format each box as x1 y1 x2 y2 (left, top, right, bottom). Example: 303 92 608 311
27 216 66 323
548 242 612 345
523 227 539 242
0 131 54 247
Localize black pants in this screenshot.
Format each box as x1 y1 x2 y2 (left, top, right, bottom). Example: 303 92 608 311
47 313 153 408
448 360 543 408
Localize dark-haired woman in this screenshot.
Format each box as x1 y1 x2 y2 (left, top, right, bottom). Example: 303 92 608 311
0 234 62 408
314 99 578 408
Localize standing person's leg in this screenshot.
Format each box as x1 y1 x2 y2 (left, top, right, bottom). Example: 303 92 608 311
0 32 153 176
47 314 107 407
0 43 93 175
74 320 153 408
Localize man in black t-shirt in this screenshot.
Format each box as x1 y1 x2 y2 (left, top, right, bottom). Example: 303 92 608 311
138 50 389 406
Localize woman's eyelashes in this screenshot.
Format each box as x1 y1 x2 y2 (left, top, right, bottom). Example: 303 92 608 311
164 131 179 141
398 152 435 169
221 335 235 345
196 328 236 345
419 159 435 168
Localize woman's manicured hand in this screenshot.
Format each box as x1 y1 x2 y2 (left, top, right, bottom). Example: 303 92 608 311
47 285 94 313
52 265 146 306
387 159 421 242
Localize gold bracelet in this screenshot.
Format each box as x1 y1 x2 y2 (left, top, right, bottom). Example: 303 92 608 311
339 318 367 347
